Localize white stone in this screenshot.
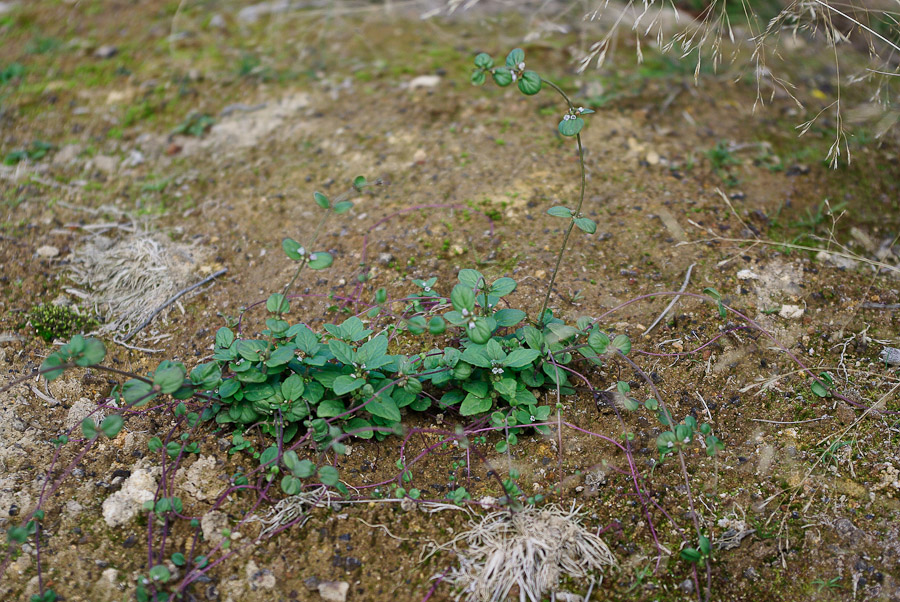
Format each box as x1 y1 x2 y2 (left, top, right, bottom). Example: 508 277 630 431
736 269 758 280
778 305 804 319
102 467 159 527
408 75 441 89
318 581 349 602
36 245 59 258
65 397 103 431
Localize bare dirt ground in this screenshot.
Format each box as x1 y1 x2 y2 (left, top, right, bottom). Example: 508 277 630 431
1 1 900 601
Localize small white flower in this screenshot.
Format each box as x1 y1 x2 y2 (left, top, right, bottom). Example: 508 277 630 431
424 286 431 292
309 253 317 261
468 321 476 329
667 441 674 448
511 73 517 82
298 247 306 255
530 415 535 421
683 438 691 444
577 106 585 113
461 308 470 316
517 62 525 70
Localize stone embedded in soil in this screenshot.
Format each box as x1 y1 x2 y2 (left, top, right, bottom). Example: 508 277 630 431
201 510 230 546
175 455 225 502
318 581 350 602
65 397 104 431
101 465 160 527
778 304 804 319
94 45 118 59
408 75 441 89
36 245 60 258
246 560 276 590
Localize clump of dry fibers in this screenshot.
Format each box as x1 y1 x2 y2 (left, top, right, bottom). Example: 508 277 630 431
444 504 616 601
69 233 210 334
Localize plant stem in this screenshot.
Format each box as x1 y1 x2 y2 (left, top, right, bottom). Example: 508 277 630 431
538 79 587 324
276 185 356 316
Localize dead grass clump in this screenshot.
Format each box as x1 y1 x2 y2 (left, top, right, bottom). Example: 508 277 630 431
69 233 211 335
444 504 616 602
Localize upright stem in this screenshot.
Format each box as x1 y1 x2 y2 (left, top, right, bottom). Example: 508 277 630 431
276 185 357 316
538 79 587 324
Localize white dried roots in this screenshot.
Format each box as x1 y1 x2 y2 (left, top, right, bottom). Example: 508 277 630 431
444 504 616 602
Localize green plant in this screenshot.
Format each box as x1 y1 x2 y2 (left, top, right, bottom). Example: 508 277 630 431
172 112 215 137
3 141 54 165
28 304 98 343
0 62 24 85
812 576 842 591
471 48 596 324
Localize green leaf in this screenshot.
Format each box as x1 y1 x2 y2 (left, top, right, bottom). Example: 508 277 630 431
471 69 486 85
308 252 333 270
474 52 494 69
574 217 597 234
517 70 541 95
266 345 295 367
450 284 476 313
656 431 677 454
490 277 517 297
281 374 305 401
703 287 721 301
558 116 584 137
494 308 526 327
318 465 340 486
547 206 572 218
281 475 302 495
468 318 492 344
314 191 329 209
705 434 725 456
100 415 123 438
81 417 97 439
406 316 426 335
623 397 640 411
588 331 609 354
680 548 702 564
333 375 365 395
149 565 171 582
266 293 290 314
76 338 106 366
492 68 512 87
333 201 353 214
171 553 186 567
285 238 308 261
329 339 355 364
428 316 446 335
40 354 66 381
458 269 485 289
367 396 401 422
218 379 240 399
346 417 373 439
810 379 830 398
215 327 235 349
611 334 631 355
699 535 711 556
645 398 659 411
154 366 185 394
460 393 492 416
352 175 367 190
375 288 387 304
503 348 540 368
505 48 525 68
522 325 545 351
316 398 346 417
